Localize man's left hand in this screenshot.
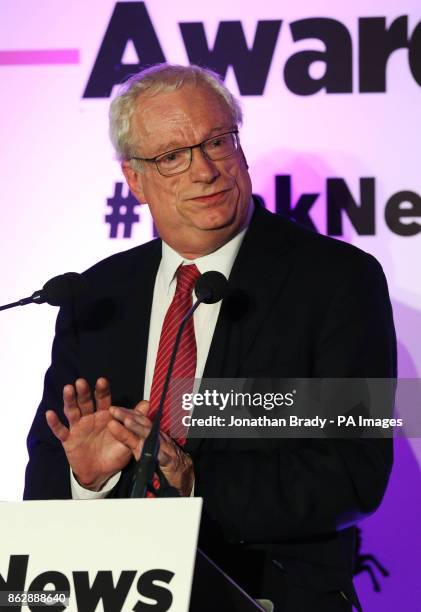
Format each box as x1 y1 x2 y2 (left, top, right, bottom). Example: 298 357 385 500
108 401 194 497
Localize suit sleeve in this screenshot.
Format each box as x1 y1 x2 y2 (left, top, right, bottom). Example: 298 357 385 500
194 254 396 543
24 304 78 500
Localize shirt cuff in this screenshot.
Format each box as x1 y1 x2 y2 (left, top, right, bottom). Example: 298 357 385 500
70 469 121 499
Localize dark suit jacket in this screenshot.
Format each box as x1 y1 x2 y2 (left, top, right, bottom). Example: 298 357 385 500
24 201 396 610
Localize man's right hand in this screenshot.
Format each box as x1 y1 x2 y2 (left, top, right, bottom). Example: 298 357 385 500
46 377 132 491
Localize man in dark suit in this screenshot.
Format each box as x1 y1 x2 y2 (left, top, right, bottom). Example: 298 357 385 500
24 64 396 611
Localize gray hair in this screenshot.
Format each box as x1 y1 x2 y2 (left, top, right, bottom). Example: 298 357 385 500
109 63 243 163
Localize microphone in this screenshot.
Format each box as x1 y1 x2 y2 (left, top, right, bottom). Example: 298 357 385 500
0 272 87 312
130 270 228 498
194 270 228 304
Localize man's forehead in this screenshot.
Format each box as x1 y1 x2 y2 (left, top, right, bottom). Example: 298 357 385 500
131 83 233 153
152 125 234 152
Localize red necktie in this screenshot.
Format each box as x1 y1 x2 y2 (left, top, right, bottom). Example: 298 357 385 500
148 263 200 444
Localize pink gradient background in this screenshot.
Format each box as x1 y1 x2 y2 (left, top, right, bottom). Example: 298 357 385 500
0 1 420 609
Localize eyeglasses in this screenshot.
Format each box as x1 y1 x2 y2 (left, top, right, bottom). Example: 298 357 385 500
131 129 240 177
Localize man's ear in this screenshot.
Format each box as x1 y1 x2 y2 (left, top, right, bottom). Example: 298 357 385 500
121 160 146 204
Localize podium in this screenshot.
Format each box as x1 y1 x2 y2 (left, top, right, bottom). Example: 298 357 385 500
0 499 264 611
191 548 265 611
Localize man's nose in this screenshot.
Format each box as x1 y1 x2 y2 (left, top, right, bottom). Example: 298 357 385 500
189 147 220 182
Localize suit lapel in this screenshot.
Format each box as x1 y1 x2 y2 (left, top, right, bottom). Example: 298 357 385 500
185 201 295 454
110 239 162 407
204 201 294 378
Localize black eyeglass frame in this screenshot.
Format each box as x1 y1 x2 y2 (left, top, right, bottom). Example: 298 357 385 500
130 129 240 177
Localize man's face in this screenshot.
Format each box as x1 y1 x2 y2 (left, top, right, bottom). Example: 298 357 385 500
122 83 252 258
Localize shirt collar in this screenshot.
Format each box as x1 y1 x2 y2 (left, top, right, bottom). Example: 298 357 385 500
161 199 254 294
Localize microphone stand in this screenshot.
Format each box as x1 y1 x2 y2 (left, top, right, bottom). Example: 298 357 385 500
0 291 45 312
130 298 203 499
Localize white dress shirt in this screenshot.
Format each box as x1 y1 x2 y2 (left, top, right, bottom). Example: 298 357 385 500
71 202 252 499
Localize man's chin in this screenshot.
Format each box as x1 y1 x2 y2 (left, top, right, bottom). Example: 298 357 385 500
193 217 235 233
190 206 238 232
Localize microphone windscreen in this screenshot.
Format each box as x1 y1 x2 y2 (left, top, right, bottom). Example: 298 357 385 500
195 271 228 304
40 272 88 306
